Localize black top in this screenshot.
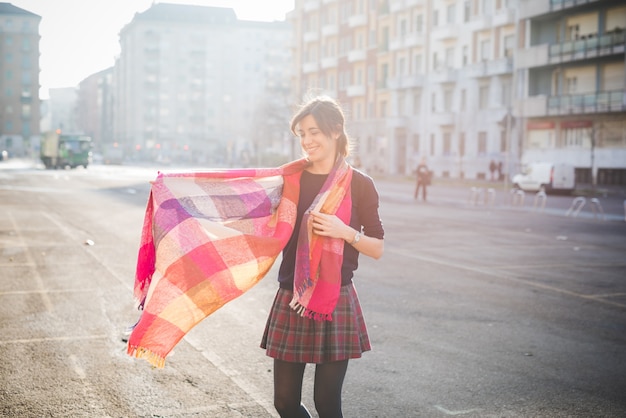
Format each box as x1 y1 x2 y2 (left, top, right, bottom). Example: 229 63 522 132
278 169 385 289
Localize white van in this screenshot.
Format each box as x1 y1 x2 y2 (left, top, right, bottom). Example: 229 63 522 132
512 162 576 193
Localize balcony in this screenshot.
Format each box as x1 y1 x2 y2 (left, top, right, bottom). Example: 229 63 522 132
387 74 425 89
321 56 338 69
519 0 601 20
302 62 319 74
347 49 367 63
431 112 455 126
493 7 515 26
321 23 338 37
431 24 459 41
348 14 367 28
430 68 457 83
467 15 492 32
517 90 625 117
462 58 513 78
548 31 625 61
547 90 626 115
346 84 366 97
303 30 319 43
304 0 320 12
390 33 424 51
518 30 625 68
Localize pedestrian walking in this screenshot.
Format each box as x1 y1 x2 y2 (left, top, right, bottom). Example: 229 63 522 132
414 157 430 201
489 159 497 181
261 96 385 417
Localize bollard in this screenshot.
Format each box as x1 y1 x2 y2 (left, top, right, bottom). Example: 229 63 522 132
624 200 626 222
512 189 525 207
468 187 477 206
533 190 547 212
468 187 484 206
589 198 606 221
566 197 586 217
485 188 496 207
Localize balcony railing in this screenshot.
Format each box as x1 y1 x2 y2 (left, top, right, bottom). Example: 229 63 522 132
549 30 625 58
547 90 625 115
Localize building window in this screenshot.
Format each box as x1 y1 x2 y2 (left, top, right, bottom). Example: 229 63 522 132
380 100 387 117
565 76 577 94
414 53 422 74
447 3 456 24
433 10 439 27
398 92 405 116
430 134 436 156
501 80 512 106
479 85 489 109
413 134 420 153
431 92 437 112
445 47 455 68
478 132 487 154
459 132 466 156
480 39 491 61
462 45 468 65
567 24 580 41
464 1 471 22
503 34 515 58
398 57 406 76
413 91 421 115
443 132 452 155
460 89 466 110
416 15 423 33
444 89 453 111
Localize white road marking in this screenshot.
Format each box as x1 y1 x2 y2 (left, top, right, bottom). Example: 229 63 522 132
434 405 481 415
0 335 107 345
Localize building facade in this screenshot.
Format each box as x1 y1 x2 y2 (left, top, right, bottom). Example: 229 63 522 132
516 0 626 186
114 3 292 166
76 67 114 154
291 0 626 185
0 2 41 157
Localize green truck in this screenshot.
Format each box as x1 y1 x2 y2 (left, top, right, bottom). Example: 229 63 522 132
40 132 93 169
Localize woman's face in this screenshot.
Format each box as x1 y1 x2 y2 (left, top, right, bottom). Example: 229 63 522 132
295 114 338 166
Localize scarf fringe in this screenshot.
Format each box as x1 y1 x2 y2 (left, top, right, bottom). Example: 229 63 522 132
289 300 333 322
127 345 166 369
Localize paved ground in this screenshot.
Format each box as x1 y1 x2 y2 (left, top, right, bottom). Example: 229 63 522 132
1 159 625 417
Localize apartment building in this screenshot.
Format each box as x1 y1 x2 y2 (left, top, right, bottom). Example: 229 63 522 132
291 0 625 185
516 0 626 186
114 3 292 166
291 0 517 178
0 2 41 157
76 67 114 153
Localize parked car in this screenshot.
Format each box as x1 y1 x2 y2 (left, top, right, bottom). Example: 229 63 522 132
512 162 575 194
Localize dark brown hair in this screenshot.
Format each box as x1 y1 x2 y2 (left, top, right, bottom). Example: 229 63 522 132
290 96 350 158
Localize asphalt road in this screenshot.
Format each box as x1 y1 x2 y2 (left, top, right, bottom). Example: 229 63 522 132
1 160 625 417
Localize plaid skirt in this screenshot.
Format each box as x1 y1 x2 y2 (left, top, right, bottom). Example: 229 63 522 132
260 283 371 364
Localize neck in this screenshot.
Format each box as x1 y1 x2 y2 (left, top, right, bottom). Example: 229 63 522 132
308 156 343 175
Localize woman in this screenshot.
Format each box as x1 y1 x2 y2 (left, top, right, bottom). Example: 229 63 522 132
261 96 385 418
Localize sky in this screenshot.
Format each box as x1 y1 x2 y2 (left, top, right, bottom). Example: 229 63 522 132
10 0 295 99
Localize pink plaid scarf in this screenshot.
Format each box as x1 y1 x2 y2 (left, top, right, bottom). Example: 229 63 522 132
128 158 353 367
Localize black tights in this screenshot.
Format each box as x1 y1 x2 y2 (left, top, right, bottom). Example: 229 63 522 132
273 358 349 418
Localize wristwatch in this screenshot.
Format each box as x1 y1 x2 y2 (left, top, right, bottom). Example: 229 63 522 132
350 231 362 245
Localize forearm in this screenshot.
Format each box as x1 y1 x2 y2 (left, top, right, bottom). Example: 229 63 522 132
343 226 384 260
